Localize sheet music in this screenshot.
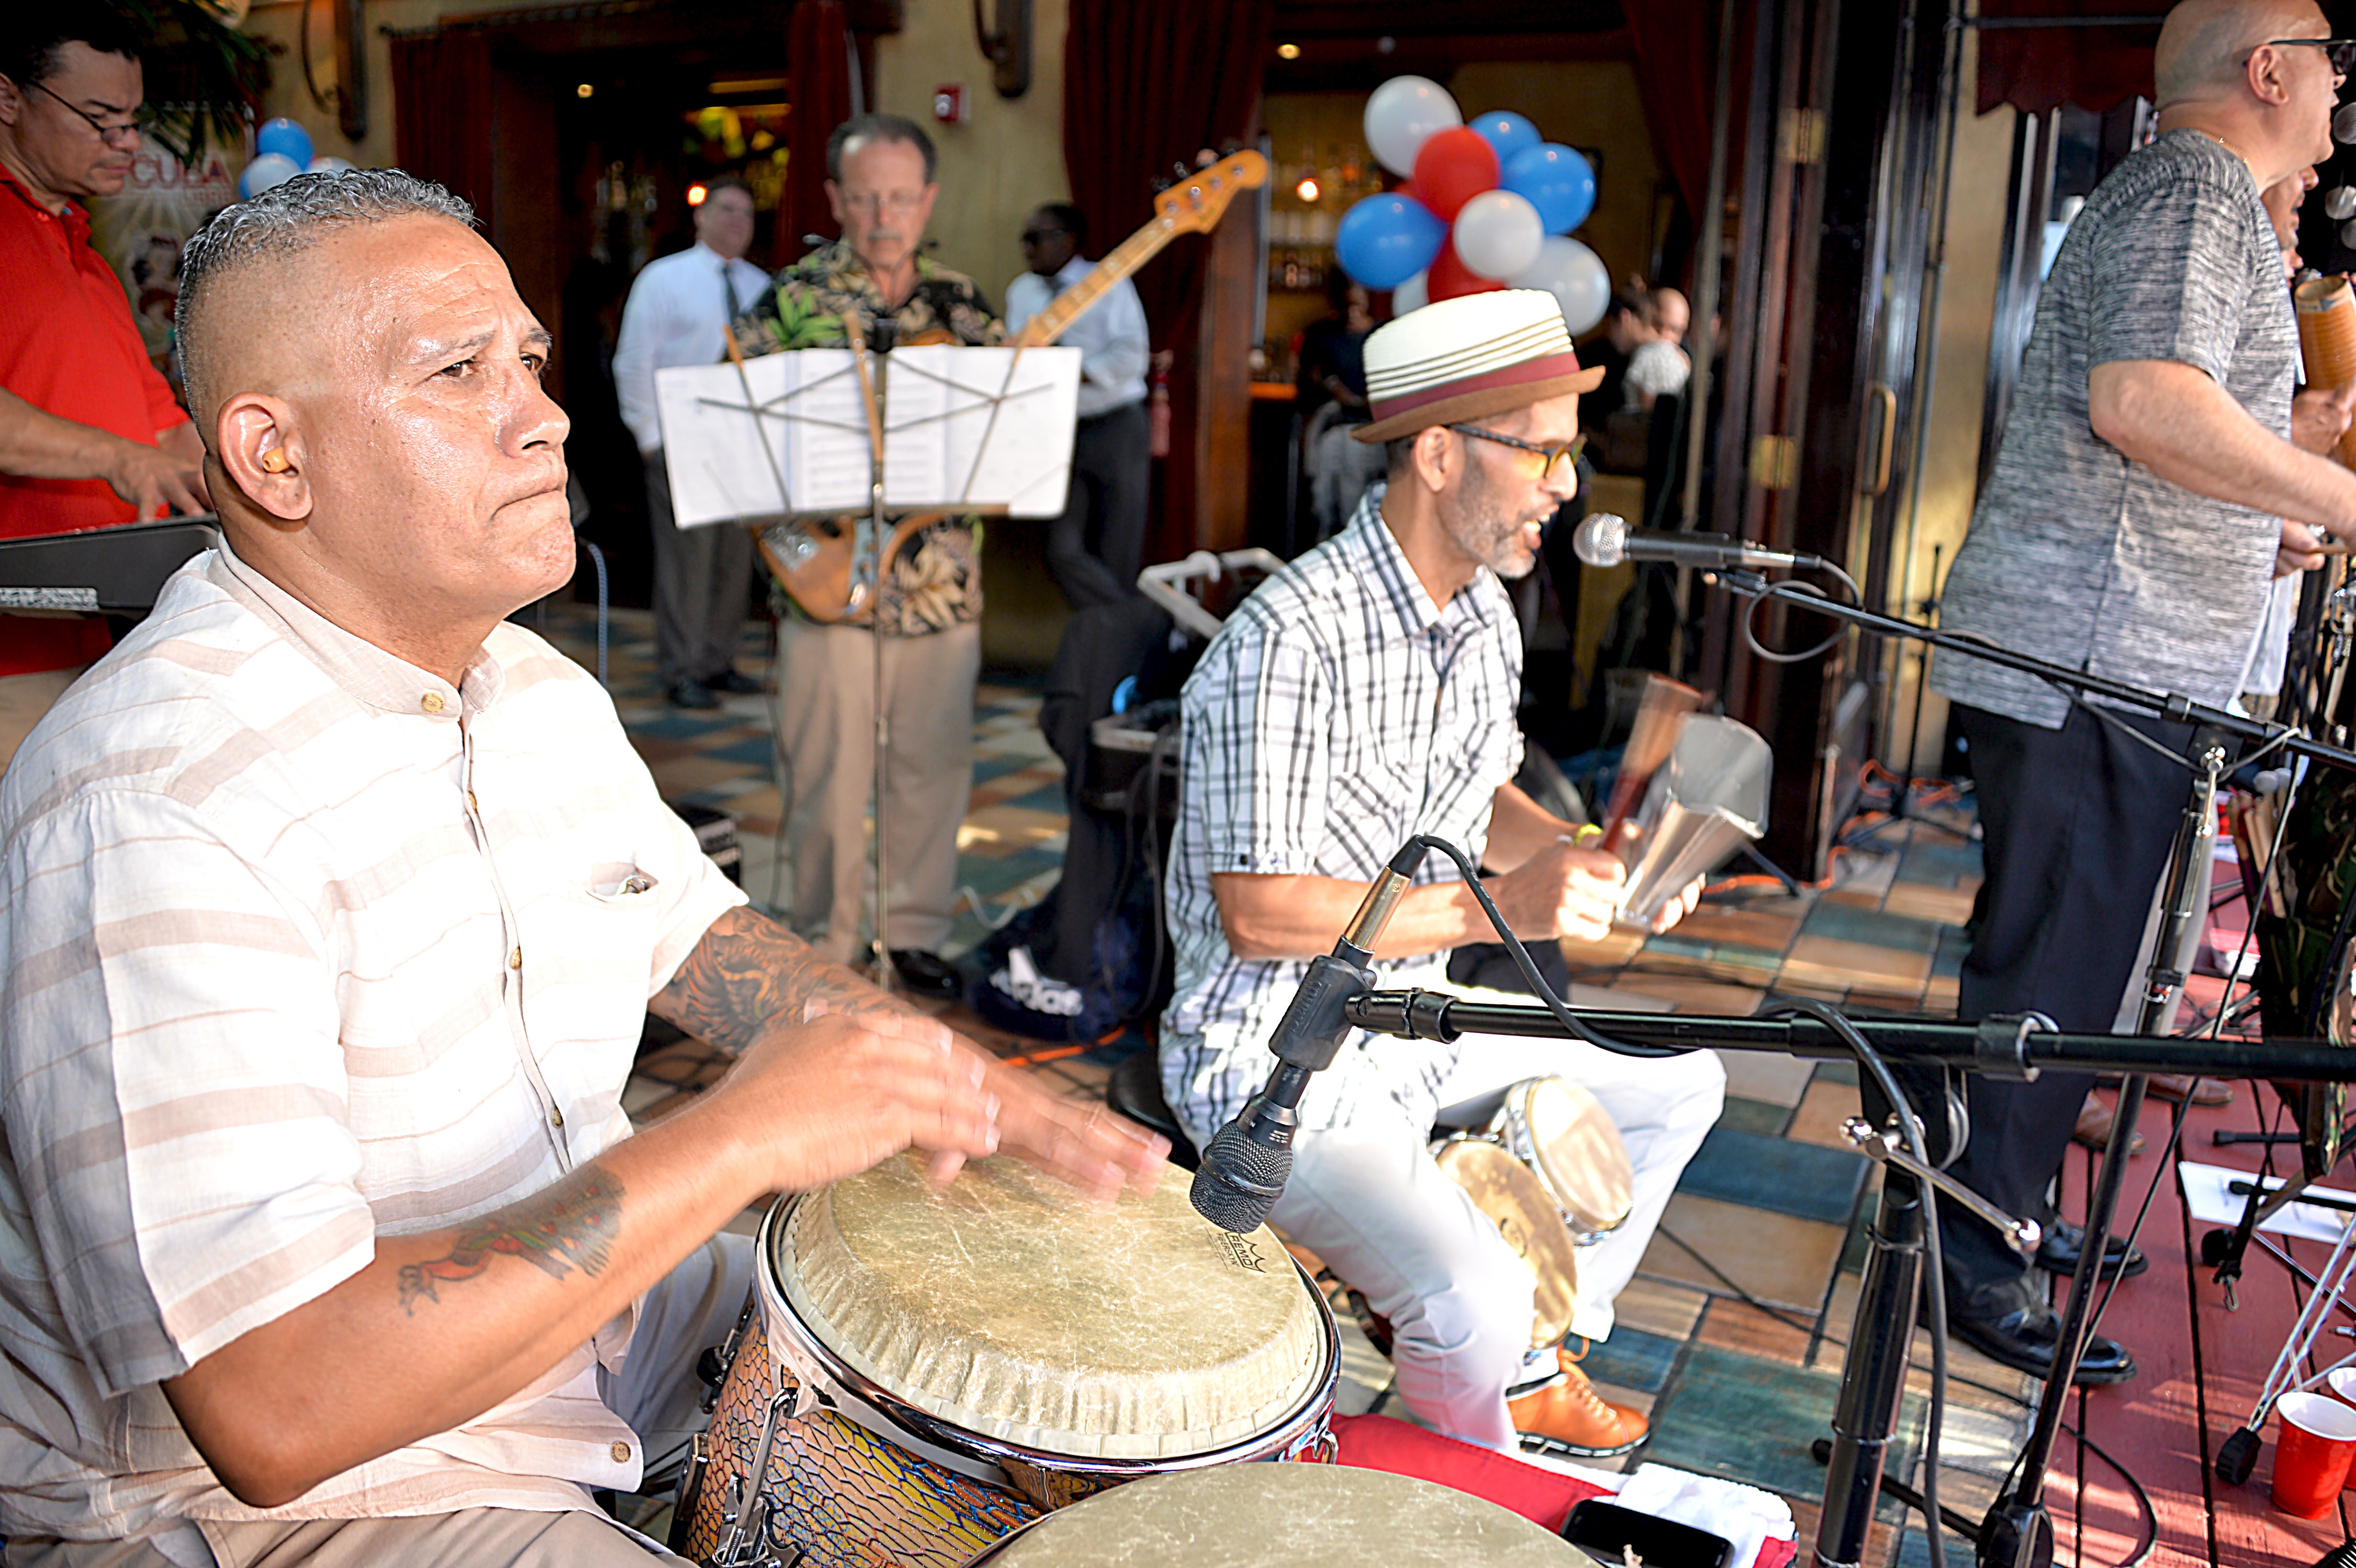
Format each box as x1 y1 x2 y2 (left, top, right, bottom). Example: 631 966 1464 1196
655 346 1080 528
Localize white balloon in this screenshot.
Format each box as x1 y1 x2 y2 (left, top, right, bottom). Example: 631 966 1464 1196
2330 185 2356 221
238 152 303 199
305 155 356 176
1392 269 1429 315
1511 235 1611 335
1363 75 1462 177
1452 190 1544 282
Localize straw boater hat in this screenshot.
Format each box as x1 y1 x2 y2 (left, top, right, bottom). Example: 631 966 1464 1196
1352 288 1604 444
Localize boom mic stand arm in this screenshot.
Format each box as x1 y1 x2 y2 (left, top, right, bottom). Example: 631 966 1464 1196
1345 991 2356 1568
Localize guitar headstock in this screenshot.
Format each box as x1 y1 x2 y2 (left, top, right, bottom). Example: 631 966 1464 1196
1153 150 1269 235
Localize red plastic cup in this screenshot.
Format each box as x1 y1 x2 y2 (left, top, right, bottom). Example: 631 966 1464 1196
2274 1392 2356 1517
2325 1369 2356 1487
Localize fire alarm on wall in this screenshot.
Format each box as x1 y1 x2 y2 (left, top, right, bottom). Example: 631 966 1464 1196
932 84 969 124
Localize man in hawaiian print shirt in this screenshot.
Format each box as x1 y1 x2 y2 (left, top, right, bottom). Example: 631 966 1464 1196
731 114 1000 998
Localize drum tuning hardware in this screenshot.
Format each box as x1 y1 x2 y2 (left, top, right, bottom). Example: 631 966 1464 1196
1841 1117 2042 1256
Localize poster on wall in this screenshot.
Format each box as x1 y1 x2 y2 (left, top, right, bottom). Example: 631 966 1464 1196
85 112 246 388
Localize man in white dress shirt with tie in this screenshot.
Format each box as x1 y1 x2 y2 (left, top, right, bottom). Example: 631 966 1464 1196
612 177 772 709
1003 203 1151 610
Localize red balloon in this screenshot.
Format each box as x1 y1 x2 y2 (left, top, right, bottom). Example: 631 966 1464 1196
1428 240 1504 303
1411 127 1501 220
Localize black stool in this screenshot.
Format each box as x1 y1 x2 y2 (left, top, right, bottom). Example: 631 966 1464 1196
1107 1050 1199 1171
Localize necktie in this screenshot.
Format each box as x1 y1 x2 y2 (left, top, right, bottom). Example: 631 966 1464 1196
721 261 745 321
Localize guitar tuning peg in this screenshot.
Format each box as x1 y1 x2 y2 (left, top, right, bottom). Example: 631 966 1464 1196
1149 176 1174 194
1172 162 1194 180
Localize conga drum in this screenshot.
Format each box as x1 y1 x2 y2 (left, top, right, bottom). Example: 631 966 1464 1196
960 1463 1583 1566
675 1152 1339 1568
1430 1138 1583 1349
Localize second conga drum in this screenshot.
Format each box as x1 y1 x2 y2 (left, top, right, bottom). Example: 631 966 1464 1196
960 1463 1583 1566
676 1152 1339 1568
1498 1076 1635 1245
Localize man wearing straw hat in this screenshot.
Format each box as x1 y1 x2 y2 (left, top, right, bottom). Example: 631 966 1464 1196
1160 288 1724 1458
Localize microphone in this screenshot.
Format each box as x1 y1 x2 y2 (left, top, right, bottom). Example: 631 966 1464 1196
1572 512 1824 572
1190 841 1429 1233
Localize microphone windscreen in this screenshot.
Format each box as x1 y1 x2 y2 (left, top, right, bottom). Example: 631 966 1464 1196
1189 1122 1292 1233
1572 512 1627 569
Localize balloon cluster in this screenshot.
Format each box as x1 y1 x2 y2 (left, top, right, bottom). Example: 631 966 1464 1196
1333 77 1610 333
238 118 357 199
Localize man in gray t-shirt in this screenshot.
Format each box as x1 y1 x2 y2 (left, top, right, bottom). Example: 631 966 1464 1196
1926 0 2356 1387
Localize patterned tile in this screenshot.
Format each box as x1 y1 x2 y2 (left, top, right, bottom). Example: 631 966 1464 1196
1673 1128 1869 1225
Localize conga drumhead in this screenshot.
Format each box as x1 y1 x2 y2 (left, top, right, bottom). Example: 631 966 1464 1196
964 1463 1582 1566
1513 1077 1634 1237
1430 1138 1580 1348
780 1152 1328 1460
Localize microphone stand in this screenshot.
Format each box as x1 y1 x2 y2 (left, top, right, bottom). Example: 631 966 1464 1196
1692 570 2356 1567
1343 990 2356 1568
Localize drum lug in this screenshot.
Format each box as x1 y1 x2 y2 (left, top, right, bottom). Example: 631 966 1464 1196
668 1432 711 1557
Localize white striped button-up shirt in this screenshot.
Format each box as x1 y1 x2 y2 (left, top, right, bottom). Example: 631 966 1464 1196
1159 488 1524 1146
0 544 744 1540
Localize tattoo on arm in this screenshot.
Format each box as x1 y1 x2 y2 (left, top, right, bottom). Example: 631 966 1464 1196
396 1169 624 1315
647 905 896 1053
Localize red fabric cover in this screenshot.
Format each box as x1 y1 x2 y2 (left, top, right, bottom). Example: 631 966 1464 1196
1329 1412 1800 1568
786 0 852 252
1621 0 1718 221
0 167 172 673
1975 0 2161 118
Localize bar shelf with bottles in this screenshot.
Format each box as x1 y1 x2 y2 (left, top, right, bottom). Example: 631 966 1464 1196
1266 142 1379 295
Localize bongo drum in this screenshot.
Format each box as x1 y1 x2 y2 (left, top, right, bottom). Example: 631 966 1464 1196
959 1463 1582 1566
1494 1076 1635 1246
1430 1137 1582 1349
675 1152 1339 1568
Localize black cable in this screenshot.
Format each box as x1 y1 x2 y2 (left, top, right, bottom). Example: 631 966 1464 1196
1406 834 1683 1059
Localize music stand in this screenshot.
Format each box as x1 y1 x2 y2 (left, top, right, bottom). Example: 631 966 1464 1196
655 333 1081 986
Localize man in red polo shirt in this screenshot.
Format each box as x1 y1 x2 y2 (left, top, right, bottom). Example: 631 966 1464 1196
0 12 207 766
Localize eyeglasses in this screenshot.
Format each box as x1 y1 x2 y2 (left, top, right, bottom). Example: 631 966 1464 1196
1449 423 1586 481
2261 37 2356 75
837 190 925 217
1019 226 1070 244
29 79 145 146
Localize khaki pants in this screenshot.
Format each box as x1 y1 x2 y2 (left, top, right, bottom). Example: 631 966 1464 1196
7 1239 756 1567
0 666 86 777
773 617 979 959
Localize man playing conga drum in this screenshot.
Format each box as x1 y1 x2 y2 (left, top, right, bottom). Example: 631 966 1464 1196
0 170 1163 1566
1159 289 1724 1457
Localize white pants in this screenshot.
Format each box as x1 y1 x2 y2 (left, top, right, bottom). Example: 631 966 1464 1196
1267 1005 1724 1451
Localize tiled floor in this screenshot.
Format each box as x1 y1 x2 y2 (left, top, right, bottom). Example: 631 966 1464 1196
551 603 2247 1565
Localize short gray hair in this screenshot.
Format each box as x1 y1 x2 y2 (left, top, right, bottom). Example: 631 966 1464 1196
176 169 476 441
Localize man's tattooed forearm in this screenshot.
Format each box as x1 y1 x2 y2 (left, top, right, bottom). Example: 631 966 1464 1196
648 905 895 1051
396 1169 624 1314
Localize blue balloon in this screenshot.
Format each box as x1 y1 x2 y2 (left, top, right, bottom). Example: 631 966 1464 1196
255 118 314 168
1502 142 1596 235
1333 193 1446 291
1468 110 1540 166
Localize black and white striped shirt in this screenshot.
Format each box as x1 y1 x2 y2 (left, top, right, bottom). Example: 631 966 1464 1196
1158 489 1524 1145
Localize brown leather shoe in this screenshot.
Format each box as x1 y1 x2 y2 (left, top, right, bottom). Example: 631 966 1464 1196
1508 1356 1646 1457
2072 1093 2145 1156
2148 1074 2233 1107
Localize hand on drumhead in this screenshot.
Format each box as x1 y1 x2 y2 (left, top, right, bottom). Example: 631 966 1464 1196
983 1067 1171 1205
714 1005 1007 1194
2291 383 2356 457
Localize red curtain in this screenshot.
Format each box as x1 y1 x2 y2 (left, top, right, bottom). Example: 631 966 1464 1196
389 30 495 238
1062 0 1274 354
1622 2 1717 221
786 0 853 252
1975 2 2162 117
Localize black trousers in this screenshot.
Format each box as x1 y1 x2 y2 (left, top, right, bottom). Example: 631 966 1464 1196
645 449 755 688
1046 400 1152 611
1939 701 2196 1315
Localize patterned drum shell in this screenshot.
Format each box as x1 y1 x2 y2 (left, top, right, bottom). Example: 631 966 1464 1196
676 1153 1339 1568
